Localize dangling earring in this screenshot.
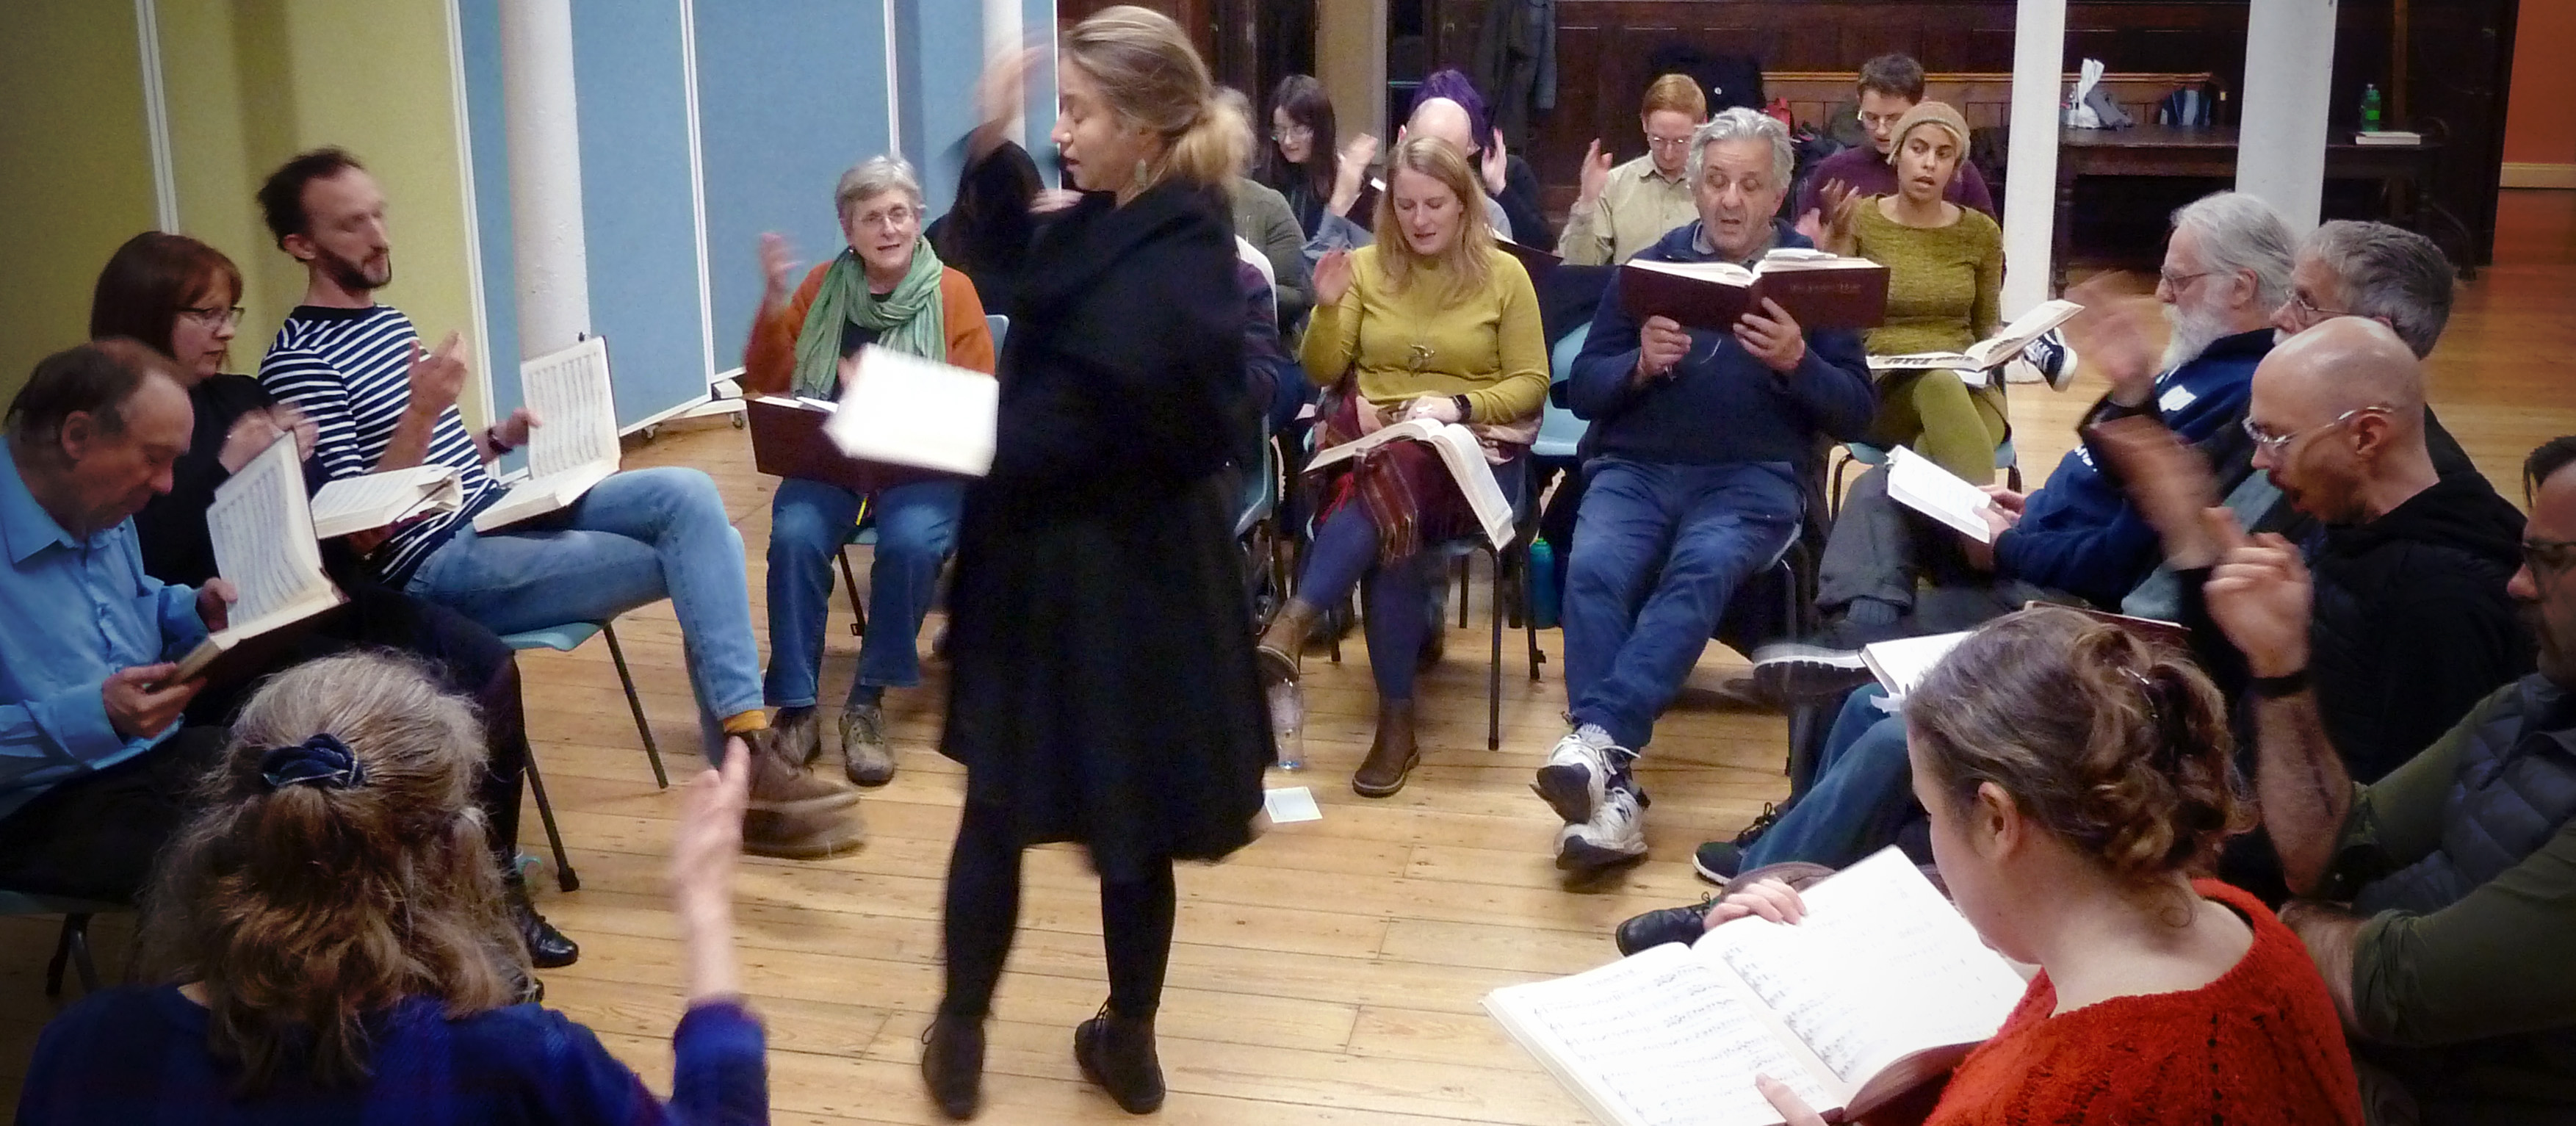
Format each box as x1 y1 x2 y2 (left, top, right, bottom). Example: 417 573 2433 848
1134 157 1150 186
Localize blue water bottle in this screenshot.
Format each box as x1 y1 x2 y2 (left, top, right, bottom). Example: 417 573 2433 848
1529 538 1561 630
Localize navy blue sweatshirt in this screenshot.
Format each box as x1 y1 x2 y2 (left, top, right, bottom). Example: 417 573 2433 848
1566 221 1875 466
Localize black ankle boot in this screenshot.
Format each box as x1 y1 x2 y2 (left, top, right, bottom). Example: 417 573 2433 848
922 1012 986 1119
503 872 579 969
1074 1004 1164 1114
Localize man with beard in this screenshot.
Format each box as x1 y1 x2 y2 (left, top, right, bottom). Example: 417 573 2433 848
2207 436 2576 1125
1757 190 2292 681
253 148 861 859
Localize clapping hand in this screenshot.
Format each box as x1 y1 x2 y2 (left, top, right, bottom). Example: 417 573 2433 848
1816 181 1864 256
2066 275 2165 406
758 233 801 307
671 737 752 1001
2205 514 2314 678
1482 128 1511 197
1575 139 1614 213
2089 414 2221 566
405 332 470 414
1313 249 1357 308
1330 134 1380 217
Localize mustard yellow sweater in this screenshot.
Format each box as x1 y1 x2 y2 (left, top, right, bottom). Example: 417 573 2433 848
1299 245 1548 425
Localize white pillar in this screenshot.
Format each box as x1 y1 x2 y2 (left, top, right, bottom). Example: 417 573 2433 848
2000 0 2068 314
2237 0 2339 232
499 0 591 358
985 0 1025 149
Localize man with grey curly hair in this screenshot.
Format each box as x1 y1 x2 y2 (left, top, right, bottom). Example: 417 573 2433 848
1531 105 1876 873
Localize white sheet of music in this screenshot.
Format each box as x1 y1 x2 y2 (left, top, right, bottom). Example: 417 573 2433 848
1695 848 2027 1088
206 434 330 631
823 345 997 477
310 465 457 539
1487 942 1839 1126
521 336 620 480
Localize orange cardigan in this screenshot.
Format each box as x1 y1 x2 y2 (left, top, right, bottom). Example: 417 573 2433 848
740 261 995 396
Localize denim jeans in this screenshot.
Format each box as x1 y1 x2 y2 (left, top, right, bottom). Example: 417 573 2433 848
1741 685 1918 869
1562 460 1800 751
762 476 964 709
407 466 762 757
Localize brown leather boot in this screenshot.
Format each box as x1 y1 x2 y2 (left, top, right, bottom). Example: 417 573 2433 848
1255 599 1320 687
1073 1005 1165 1114
740 726 862 815
740 805 865 859
1352 697 1420 798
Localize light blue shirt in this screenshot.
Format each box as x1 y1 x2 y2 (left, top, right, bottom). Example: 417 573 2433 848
0 447 209 823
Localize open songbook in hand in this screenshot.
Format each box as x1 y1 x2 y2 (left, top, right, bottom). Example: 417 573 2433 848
1486 848 2030 1126
1858 631 1973 710
170 433 346 684
473 336 623 533
746 394 956 494
819 346 999 478
1305 417 1515 549
1869 299 2084 375
1884 446 1999 544
309 464 463 540
1620 248 1890 332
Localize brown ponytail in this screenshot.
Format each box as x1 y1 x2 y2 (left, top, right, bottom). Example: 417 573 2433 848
1062 6 1245 191
1907 605 2252 887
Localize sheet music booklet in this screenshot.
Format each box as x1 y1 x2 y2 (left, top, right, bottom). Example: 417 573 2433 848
1486 848 2028 1126
1869 299 2085 374
1305 418 1515 549
171 434 346 682
309 464 463 539
1884 446 1999 544
473 336 621 532
820 346 999 478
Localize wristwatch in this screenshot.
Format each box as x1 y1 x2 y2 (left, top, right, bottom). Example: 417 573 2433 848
1451 394 1473 422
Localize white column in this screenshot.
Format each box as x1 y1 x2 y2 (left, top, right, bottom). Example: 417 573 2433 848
2237 0 2339 232
985 0 1025 149
1999 0 2068 314
499 0 591 358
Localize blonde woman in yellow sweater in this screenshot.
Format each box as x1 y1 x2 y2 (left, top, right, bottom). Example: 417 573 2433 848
1260 135 1548 797
1819 101 2007 482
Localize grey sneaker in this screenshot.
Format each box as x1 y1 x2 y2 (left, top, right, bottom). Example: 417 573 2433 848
840 703 895 787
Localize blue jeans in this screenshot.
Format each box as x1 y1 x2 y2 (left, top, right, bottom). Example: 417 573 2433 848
407 466 762 757
1562 460 1800 751
1741 685 1917 869
762 476 964 708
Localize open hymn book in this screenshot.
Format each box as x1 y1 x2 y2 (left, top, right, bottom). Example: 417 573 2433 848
473 337 623 532
1868 299 2085 375
1486 848 2029 1126
170 435 346 683
1305 418 1515 549
1620 248 1891 332
1884 445 1999 544
309 464 463 540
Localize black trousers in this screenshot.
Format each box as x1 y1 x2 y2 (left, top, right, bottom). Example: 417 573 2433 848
939 800 1177 1022
0 726 229 902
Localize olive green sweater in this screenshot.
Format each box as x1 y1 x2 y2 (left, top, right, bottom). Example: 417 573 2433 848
1853 201 2004 358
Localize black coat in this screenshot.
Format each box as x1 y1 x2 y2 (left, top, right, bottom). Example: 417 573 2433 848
939 181 1271 878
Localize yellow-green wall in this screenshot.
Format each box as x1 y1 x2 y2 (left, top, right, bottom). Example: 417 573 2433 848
159 0 487 427
0 1 159 406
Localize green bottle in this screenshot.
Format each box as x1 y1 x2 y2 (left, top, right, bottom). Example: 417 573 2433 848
2361 84 2383 133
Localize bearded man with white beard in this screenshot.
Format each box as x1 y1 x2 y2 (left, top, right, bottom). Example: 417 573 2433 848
1754 191 2292 693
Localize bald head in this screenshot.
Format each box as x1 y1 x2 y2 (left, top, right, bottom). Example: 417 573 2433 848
2249 317 2438 524
2261 316 2425 420
1407 98 1478 159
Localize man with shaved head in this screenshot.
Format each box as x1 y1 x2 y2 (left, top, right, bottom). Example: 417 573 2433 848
2101 317 2530 786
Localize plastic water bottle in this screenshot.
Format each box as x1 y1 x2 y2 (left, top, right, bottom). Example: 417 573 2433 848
1268 680 1305 771
1528 538 1560 629
2359 84 2382 133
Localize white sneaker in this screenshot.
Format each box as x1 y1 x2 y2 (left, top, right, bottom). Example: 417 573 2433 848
1531 728 1616 823
1556 784 1649 872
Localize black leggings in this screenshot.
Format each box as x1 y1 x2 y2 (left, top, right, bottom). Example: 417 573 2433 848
938 800 1177 1022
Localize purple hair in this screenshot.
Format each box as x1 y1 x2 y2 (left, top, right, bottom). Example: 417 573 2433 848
1410 69 1492 146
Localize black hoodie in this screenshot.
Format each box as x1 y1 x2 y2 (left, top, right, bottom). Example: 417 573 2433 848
2184 470 2535 788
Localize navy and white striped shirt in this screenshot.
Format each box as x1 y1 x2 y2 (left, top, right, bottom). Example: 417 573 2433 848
260 305 501 585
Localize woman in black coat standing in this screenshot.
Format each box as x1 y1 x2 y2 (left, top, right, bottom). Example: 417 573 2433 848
922 8 1271 1119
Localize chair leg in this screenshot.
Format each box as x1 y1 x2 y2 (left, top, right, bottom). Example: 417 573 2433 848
1487 553 1505 751
600 622 669 789
46 913 95 999
1456 556 1471 629
1523 549 1545 682
837 547 869 639
522 746 580 893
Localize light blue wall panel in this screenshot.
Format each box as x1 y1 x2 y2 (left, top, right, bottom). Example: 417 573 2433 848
457 0 524 426
693 1 892 377
895 0 984 215
568 0 709 426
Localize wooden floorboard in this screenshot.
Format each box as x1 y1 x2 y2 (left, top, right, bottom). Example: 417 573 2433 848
1 190 2569 1121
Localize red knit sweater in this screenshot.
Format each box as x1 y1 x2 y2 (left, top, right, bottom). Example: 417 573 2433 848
1922 881 2363 1126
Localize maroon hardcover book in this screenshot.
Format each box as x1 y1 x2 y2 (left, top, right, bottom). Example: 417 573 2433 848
745 396 949 495
1620 253 1890 331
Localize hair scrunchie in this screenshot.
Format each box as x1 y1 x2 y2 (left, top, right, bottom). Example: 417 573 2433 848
258 733 367 792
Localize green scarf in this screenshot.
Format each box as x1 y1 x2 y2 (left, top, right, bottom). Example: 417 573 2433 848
790 239 948 399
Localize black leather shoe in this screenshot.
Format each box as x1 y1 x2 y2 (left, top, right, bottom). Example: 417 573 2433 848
505 873 580 969
1074 1005 1165 1114
1613 898 1713 957
922 1013 986 1119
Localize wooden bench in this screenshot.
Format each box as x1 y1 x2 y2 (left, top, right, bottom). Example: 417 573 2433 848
1763 70 2215 134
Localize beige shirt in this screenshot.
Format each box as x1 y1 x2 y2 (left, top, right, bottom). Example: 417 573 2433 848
1555 154 1698 266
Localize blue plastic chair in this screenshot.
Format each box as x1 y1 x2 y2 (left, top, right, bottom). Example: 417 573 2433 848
499 621 653 892
1535 321 1592 461
986 313 1009 352
0 889 123 997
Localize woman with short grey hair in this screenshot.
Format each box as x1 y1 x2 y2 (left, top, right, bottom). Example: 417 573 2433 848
740 153 996 805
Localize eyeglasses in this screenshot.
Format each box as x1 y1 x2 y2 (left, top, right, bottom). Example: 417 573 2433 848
1645 134 1696 151
851 206 917 229
1857 111 1905 130
181 305 245 328
2240 405 2392 455
2158 270 2212 292
1270 125 1313 142
2285 289 2353 321
2522 537 2576 577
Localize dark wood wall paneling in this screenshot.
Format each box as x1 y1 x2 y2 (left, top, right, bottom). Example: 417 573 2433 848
1425 0 2516 263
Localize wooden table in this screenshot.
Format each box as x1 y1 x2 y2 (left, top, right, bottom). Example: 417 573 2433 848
2051 124 2470 290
